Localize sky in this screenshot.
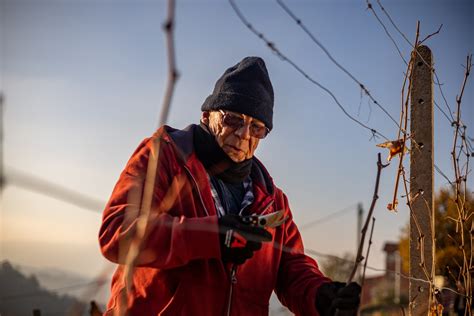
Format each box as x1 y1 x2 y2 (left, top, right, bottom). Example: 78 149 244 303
1 0 473 301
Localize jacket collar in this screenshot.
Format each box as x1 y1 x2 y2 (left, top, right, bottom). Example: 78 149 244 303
163 124 195 161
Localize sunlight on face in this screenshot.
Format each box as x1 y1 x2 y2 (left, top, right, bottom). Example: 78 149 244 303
202 111 264 162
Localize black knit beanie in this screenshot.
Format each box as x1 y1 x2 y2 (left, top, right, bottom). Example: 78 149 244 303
201 56 274 130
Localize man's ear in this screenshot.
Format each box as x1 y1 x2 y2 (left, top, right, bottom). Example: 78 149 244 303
201 111 210 125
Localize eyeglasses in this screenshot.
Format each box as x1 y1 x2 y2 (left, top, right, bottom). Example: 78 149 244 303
219 110 270 139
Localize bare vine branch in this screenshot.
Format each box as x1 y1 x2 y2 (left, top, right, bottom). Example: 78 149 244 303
360 217 376 288
122 0 179 308
347 153 388 282
449 54 472 313
158 0 180 127
389 32 417 212
419 24 443 45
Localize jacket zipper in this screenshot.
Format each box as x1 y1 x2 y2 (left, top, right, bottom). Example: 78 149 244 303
225 200 274 315
226 265 237 316
182 165 211 216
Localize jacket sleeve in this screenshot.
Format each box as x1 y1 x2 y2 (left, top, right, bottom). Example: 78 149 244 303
275 192 332 316
98 135 221 269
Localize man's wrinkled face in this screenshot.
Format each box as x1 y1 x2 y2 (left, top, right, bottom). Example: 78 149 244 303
202 110 266 163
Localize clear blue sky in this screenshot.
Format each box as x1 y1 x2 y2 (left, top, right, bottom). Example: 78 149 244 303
1 0 472 289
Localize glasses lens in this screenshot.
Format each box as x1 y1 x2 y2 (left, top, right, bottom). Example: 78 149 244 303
250 124 268 139
222 113 244 129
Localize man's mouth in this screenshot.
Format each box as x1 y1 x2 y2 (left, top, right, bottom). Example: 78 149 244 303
226 144 243 152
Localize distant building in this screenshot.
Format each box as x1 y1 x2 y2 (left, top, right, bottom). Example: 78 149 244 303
360 242 409 315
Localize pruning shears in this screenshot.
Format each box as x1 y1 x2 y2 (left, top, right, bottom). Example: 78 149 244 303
241 210 288 228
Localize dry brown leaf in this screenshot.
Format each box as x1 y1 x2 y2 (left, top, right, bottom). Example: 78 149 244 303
387 199 398 212
376 139 407 161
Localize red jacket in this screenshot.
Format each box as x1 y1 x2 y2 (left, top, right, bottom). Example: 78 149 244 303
99 125 330 316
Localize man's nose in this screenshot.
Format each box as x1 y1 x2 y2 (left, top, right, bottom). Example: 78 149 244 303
234 123 251 140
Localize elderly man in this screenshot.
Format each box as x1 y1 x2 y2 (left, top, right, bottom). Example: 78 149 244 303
99 57 360 315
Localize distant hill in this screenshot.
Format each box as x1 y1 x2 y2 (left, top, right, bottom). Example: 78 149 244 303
0 260 88 316
16 264 110 306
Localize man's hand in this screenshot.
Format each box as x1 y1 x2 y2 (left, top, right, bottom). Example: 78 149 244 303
315 282 361 316
218 214 272 265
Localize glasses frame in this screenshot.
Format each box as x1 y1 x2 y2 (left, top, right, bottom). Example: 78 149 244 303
218 110 270 139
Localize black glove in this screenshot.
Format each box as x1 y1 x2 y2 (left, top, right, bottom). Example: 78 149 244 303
218 214 272 265
315 282 361 316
